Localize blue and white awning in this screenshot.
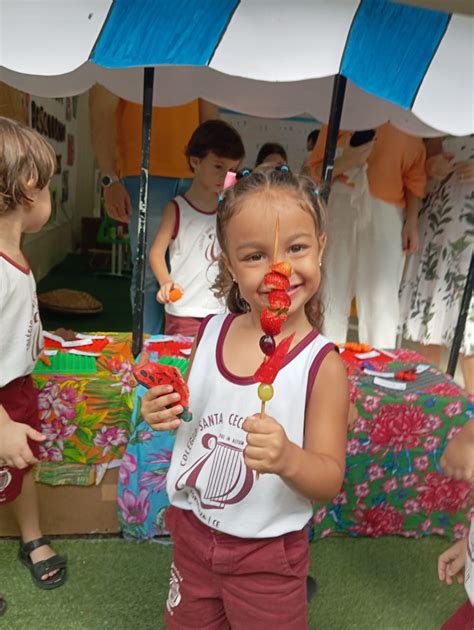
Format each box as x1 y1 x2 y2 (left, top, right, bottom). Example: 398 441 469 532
1 0 473 135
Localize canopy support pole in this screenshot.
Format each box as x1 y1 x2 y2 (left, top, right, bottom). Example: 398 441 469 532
132 67 155 357
447 252 473 377
320 74 347 204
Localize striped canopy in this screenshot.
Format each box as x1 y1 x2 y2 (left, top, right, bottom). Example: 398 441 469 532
1 0 473 135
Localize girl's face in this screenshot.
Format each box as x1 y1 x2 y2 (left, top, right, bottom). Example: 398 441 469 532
22 185 52 233
223 189 326 319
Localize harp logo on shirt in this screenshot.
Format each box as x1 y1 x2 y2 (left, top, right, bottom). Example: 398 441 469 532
176 432 254 510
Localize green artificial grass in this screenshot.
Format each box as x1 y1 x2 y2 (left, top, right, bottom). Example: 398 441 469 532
0 536 466 629
37 254 132 332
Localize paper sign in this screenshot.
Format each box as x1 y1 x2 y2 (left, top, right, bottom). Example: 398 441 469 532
355 351 381 360
364 369 395 378
416 364 430 374
374 377 407 391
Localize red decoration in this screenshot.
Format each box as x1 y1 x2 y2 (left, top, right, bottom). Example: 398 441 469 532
254 333 295 384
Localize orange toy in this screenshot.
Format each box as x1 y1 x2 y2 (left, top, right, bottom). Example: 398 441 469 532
169 287 183 302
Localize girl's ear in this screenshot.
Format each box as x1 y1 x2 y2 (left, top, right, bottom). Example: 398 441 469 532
318 233 327 264
220 251 235 281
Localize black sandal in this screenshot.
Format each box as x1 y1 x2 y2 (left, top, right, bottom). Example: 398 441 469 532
19 537 67 590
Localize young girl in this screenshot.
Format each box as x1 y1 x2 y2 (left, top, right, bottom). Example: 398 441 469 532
0 116 67 589
149 120 244 337
142 166 349 629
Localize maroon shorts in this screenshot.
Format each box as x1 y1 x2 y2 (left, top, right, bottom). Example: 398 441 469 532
441 599 474 630
165 314 203 338
0 375 41 505
164 506 309 630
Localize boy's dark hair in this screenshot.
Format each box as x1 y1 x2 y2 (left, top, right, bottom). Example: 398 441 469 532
185 120 245 170
255 142 287 167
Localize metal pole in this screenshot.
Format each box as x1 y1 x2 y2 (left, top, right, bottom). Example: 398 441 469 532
320 74 347 204
447 252 473 376
132 67 155 357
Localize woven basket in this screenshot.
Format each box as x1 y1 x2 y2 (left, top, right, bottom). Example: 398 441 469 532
38 289 103 315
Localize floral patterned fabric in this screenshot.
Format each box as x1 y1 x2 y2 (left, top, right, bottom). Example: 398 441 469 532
399 135 474 355
117 338 192 540
33 333 134 484
312 349 473 541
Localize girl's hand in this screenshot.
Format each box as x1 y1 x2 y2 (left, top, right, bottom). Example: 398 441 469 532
441 430 474 482
438 539 468 585
455 160 474 184
156 282 174 304
141 385 183 432
156 282 183 304
243 413 292 475
426 153 454 181
402 216 419 255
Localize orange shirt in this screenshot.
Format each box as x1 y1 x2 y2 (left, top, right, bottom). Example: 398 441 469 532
309 123 426 208
116 100 200 179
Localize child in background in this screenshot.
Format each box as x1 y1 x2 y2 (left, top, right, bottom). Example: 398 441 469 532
255 141 288 167
0 117 67 589
437 417 474 630
142 166 349 629
149 120 244 337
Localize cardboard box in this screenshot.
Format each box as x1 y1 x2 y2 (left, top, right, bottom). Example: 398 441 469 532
0 469 120 536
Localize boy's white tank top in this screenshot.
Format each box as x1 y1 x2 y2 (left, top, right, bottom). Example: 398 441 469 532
166 313 335 538
166 195 225 318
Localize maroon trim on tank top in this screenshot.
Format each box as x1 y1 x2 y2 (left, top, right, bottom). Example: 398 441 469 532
216 313 320 385
171 199 180 240
181 194 217 215
0 252 30 275
304 343 336 415
195 314 215 348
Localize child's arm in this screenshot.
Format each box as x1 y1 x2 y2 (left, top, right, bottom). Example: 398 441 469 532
441 417 474 482
149 202 183 304
0 405 45 469
243 350 349 502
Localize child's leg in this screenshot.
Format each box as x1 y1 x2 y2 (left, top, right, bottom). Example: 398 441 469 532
222 529 309 630
416 343 443 367
11 471 59 580
164 507 230 630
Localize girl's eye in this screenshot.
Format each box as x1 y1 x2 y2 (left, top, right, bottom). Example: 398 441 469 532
289 244 307 253
244 253 264 262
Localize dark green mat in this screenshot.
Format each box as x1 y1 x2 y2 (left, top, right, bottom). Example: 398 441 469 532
0 536 465 629
37 254 132 332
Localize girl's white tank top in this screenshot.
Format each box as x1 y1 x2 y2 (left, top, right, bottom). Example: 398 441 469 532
166 313 334 538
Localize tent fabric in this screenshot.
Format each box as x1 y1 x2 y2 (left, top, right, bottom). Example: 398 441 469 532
1 0 473 135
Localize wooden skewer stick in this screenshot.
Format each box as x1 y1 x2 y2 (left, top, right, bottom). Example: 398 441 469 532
272 216 280 264
255 400 267 481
